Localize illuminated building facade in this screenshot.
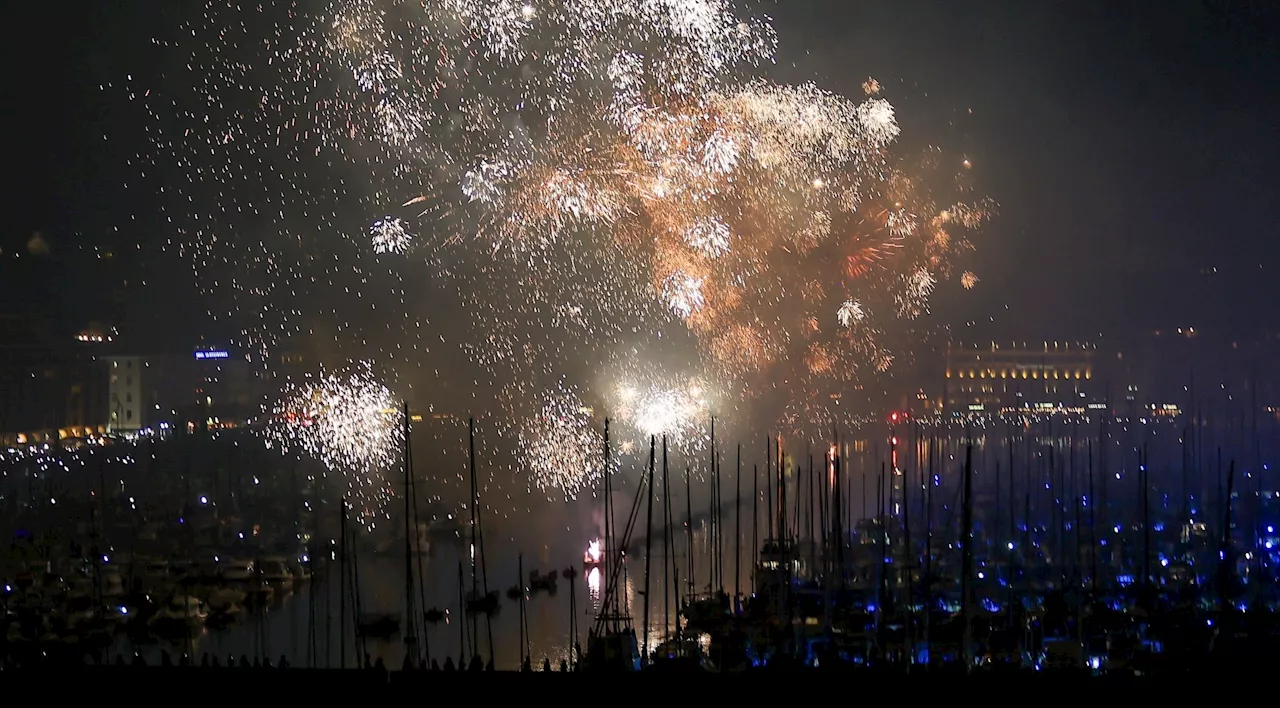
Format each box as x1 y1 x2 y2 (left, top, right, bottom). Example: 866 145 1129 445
944 341 1097 414
106 355 149 432
104 347 260 432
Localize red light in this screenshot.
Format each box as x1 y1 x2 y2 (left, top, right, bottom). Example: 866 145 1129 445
890 412 899 422
891 436 898 446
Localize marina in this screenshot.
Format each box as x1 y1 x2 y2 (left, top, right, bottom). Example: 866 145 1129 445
3 407 1277 676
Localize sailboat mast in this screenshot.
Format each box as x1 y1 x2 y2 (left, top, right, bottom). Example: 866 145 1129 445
401 401 418 664
663 436 673 637
518 552 526 667
710 416 719 593
924 435 934 668
1141 444 1151 591
1218 460 1236 612
642 436 657 665
602 419 612 622
960 443 975 672
339 496 348 669
765 436 774 543
735 443 742 604
1088 439 1097 593
467 416 479 654
808 453 816 579
751 462 758 596
685 466 695 596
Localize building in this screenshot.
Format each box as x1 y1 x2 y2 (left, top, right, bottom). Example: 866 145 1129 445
105 355 149 432
186 346 258 423
105 347 262 431
944 341 1097 414
0 313 110 444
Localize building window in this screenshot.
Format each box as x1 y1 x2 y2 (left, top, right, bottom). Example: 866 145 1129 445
127 360 133 369
126 393 132 403
126 410 133 421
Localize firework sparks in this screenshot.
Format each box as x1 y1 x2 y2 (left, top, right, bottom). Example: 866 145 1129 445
264 362 402 528
661 270 706 319
518 382 606 501
370 217 411 254
837 299 866 328
612 375 711 456
136 0 991 453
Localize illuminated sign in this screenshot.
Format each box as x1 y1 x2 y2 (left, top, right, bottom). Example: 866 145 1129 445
195 350 229 360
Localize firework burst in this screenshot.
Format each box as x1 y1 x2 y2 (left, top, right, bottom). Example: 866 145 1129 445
518 381 607 501
264 362 402 527
136 0 992 462
370 217 412 254
611 374 713 457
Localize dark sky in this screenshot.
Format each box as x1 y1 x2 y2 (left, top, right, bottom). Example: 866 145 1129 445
5 0 1279 344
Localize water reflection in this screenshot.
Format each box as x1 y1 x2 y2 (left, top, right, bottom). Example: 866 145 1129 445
587 567 601 599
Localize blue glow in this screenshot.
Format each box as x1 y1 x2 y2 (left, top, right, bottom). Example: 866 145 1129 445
195 350 229 359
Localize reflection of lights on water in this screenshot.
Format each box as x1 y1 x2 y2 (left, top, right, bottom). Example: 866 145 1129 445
587 567 601 599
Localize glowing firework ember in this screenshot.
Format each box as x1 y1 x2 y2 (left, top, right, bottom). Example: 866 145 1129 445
265 362 402 526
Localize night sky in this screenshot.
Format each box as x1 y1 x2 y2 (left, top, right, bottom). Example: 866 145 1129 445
5 0 1278 348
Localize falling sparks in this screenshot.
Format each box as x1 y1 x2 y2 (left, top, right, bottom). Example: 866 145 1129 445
518 382 606 501
134 0 991 458
264 362 402 527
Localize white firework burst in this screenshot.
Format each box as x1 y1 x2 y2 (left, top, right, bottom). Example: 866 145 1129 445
684 217 731 258
370 217 411 254
263 361 403 530
518 382 606 501
837 299 865 328
661 270 705 318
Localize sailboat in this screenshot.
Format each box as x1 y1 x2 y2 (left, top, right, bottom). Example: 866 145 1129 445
583 420 642 672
